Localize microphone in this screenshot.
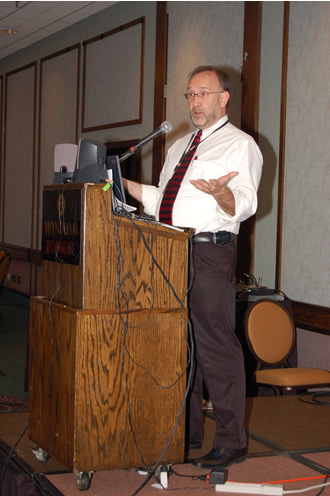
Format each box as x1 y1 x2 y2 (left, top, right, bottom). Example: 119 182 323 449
134 121 172 148
119 121 172 163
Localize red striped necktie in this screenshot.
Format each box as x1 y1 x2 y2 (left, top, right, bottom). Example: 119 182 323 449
159 129 202 225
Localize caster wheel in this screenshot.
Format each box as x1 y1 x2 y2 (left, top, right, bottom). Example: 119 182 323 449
76 471 92 491
31 447 50 462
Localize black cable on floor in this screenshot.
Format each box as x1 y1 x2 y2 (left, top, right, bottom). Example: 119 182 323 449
298 391 330 406
0 416 28 496
315 473 330 496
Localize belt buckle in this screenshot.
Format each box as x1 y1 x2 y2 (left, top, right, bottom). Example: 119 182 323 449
213 231 224 245
213 231 232 246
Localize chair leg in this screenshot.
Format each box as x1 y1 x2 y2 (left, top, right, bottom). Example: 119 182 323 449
273 385 281 396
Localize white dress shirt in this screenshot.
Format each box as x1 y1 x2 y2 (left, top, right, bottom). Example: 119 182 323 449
142 115 263 234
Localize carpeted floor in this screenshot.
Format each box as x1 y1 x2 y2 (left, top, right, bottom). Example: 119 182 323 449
0 290 329 495
0 396 29 414
45 454 330 496
0 291 30 400
0 395 329 495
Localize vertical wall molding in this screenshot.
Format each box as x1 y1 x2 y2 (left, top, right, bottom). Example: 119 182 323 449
236 1 262 278
275 2 290 290
152 1 168 186
0 75 3 241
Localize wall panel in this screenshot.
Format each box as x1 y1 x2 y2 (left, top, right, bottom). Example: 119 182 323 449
0 2 158 296
254 2 284 288
38 46 80 248
281 2 330 307
82 18 144 131
3 64 36 247
166 1 244 151
0 75 3 239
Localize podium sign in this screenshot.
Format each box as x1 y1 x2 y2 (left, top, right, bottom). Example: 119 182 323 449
41 188 82 265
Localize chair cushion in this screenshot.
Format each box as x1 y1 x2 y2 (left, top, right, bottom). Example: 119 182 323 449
254 367 330 387
245 300 295 364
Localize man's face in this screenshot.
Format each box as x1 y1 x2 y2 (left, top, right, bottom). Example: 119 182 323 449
187 71 229 130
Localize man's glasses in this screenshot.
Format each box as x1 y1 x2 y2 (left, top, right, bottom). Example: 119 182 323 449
183 91 225 101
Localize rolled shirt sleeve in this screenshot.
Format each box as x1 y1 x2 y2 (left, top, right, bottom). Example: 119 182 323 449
141 120 263 234
215 137 263 225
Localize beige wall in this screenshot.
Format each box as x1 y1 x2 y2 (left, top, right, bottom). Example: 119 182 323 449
281 2 330 308
166 1 244 149
255 2 284 289
0 1 329 317
0 1 158 252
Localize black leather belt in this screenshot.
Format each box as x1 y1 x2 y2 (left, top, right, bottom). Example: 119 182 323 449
192 231 236 246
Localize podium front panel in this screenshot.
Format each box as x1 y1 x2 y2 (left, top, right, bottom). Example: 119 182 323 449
29 297 188 472
42 184 190 310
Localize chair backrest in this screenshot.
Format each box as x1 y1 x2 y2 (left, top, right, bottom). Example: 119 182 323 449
0 254 10 286
244 299 296 367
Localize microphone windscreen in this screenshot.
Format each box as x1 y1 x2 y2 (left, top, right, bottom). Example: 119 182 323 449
160 121 173 133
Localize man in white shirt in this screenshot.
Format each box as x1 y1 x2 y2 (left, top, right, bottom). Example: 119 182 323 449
123 66 263 469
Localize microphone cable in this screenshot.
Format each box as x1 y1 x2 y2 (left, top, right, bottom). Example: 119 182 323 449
110 211 194 495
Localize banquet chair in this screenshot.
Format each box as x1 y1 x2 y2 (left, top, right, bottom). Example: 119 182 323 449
244 298 330 395
0 252 11 325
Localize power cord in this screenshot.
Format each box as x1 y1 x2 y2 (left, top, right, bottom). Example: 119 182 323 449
284 477 330 495
158 468 330 495
110 211 194 496
298 391 330 406
47 181 80 396
0 416 28 496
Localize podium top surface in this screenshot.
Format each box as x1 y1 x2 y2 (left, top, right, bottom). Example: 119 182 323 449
44 183 194 240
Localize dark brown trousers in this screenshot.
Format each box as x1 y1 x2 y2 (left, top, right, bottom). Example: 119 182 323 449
188 240 246 449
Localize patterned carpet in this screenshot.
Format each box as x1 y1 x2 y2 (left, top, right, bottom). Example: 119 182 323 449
0 395 29 414
0 290 30 400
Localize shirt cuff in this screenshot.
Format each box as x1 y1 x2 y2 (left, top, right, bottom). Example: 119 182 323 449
141 184 159 216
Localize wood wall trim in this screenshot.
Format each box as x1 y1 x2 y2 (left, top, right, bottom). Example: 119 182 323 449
241 2 262 143
0 75 3 242
152 1 168 186
236 1 262 279
275 2 290 290
0 244 42 269
32 63 38 251
1 242 328 336
81 18 145 132
292 300 330 336
39 43 81 63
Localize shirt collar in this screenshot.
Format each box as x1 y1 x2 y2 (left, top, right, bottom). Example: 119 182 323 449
199 115 228 138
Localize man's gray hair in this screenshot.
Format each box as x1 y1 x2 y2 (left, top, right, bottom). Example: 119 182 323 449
188 65 232 96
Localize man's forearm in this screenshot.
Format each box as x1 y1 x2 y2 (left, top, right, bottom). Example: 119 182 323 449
122 178 142 203
214 186 236 216
189 172 238 217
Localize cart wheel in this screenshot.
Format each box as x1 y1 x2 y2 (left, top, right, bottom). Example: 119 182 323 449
31 447 50 462
76 472 92 491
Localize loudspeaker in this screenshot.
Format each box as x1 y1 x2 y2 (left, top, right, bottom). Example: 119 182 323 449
53 144 78 184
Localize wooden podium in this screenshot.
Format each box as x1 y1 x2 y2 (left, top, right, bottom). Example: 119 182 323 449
29 184 190 480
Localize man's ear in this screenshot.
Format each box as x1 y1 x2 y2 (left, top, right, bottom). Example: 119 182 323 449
221 91 230 108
